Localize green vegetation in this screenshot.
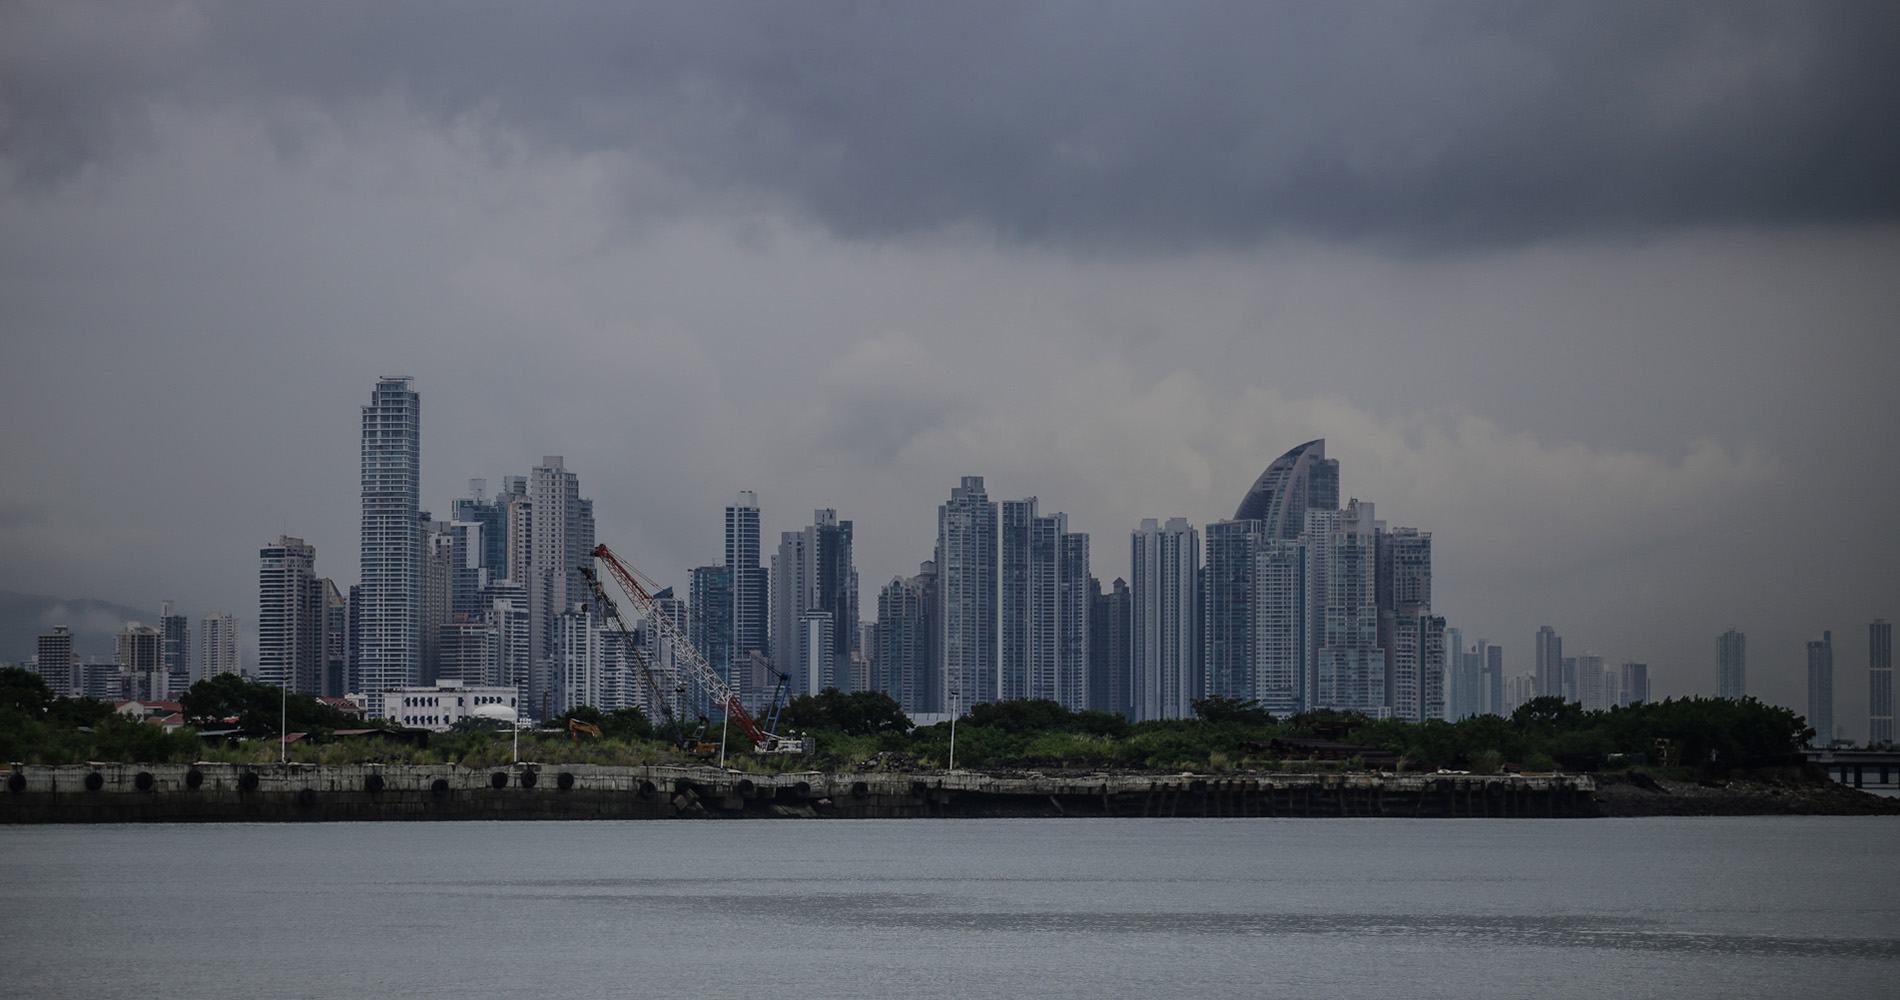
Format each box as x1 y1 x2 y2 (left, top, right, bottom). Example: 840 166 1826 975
0 665 1817 776
0 666 202 764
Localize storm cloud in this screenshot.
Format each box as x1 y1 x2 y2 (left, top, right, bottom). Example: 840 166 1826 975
1 2 1895 734
6 1 1899 246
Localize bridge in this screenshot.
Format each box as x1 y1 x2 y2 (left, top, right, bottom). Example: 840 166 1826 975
1806 746 1900 797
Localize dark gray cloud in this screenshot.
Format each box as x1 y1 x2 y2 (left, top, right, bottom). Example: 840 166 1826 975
5 1 1897 247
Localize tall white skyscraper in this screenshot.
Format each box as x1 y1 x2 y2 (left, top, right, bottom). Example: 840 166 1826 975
938 476 998 708
1131 517 1199 721
358 376 421 716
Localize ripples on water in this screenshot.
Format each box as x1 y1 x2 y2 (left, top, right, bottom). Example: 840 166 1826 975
4 816 1895 999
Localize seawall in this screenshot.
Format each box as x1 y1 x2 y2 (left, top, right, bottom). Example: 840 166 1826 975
2 763 1597 822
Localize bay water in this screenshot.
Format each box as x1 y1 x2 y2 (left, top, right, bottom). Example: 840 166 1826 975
3 816 1895 998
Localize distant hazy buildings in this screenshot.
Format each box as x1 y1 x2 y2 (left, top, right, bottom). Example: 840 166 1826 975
876 566 934 714
1620 661 1650 707
200 613 238 681
1131 516 1200 721
1718 628 1746 700
1872 619 1893 746
357 376 422 717
1534 626 1562 701
1808 630 1834 746
937 477 999 709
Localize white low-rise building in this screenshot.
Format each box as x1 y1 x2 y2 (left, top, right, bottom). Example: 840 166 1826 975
385 680 521 731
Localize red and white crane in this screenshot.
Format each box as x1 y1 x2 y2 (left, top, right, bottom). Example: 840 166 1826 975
588 542 810 755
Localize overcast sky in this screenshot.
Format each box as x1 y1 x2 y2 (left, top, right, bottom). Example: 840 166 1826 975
3 2 1896 733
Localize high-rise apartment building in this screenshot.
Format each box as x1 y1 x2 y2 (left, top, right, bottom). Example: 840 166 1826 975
200 613 238 681
1131 517 1200 721
1233 439 1339 541
1718 628 1746 699
1315 501 1384 714
1808 630 1834 746
772 509 857 696
689 565 733 691
938 477 999 708
358 376 422 716
876 568 933 714
1534 626 1563 700
527 456 594 720
449 479 508 579
999 499 1089 708
1871 619 1893 746
1089 577 1132 717
159 601 190 696
35 626 75 697
1204 520 1308 716
259 535 325 695
321 579 347 697
1576 652 1608 711
116 624 165 700
1620 661 1650 707
725 492 769 704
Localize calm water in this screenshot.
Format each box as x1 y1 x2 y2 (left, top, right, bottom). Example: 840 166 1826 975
3 817 1895 999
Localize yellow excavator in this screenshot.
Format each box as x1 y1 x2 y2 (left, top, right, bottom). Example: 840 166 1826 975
567 718 603 744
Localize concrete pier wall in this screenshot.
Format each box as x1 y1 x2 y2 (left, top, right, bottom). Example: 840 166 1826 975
1 763 1598 823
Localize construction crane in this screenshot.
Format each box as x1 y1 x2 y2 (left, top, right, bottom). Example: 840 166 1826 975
576 564 695 750
588 543 812 755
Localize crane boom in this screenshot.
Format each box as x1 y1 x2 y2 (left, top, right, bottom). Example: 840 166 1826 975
590 543 809 754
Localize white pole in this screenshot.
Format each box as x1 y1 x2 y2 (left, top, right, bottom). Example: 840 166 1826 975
949 689 959 772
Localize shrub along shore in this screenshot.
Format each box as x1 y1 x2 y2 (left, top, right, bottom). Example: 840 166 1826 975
9 666 1888 817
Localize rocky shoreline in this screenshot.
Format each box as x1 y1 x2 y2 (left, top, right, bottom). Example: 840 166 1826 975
1589 771 1900 817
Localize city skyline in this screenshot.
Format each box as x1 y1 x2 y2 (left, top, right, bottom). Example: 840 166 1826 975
2 4 1896 734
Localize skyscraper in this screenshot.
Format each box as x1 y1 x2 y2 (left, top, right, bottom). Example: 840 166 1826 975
1872 619 1893 746
689 565 733 691
1315 501 1383 714
115 624 165 700
1808 630 1834 746
1203 519 1307 716
35 626 74 698
358 376 421 716
527 456 593 719
1718 628 1746 699
999 499 1089 707
726 492 769 704
1233 439 1339 540
938 477 999 708
159 601 190 696
1620 661 1649 707
200 613 238 681
1131 517 1200 721
1089 577 1132 717
1534 626 1563 700
1576 652 1607 711
259 535 325 695
876 569 932 714
772 509 857 696
449 479 508 579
